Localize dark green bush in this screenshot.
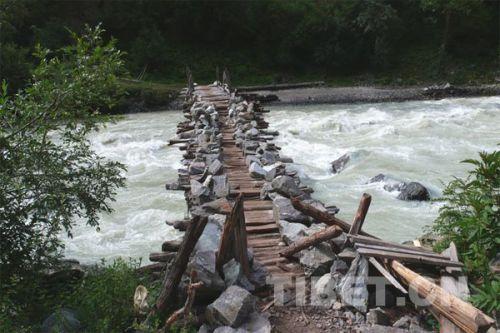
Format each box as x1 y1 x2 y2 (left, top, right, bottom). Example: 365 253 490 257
433 149 500 313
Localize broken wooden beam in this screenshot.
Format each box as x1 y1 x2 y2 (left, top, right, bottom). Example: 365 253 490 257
149 252 176 263
279 224 343 258
291 197 378 238
348 234 435 254
357 247 463 267
390 260 496 333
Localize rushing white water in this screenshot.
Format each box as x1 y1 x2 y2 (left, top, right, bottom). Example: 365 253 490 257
63 96 499 263
63 111 187 264
267 96 500 242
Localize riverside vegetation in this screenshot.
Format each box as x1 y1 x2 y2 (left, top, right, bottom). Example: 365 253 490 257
1 0 498 91
0 23 498 332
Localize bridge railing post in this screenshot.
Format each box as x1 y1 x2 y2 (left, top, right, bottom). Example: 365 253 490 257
216 194 250 277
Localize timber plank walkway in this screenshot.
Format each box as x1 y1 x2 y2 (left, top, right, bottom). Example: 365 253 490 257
192 84 304 281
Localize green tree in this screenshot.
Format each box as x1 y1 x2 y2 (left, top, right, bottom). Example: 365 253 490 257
0 24 126 283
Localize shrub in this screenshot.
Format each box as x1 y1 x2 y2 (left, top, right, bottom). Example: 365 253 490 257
433 149 500 313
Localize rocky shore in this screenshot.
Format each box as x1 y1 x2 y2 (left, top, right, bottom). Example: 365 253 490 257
243 83 500 105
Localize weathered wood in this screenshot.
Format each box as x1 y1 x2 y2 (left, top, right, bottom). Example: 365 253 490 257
234 196 251 276
349 234 435 254
236 81 325 92
440 242 470 333
291 197 378 238
279 224 343 258
348 193 371 236
390 260 495 333
149 252 176 263
357 247 463 267
152 215 208 317
162 239 182 252
368 257 408 294
355 243 451 260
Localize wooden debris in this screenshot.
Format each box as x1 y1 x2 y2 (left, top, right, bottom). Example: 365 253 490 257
279 224 343 258
390 260 496 333
368 257 408 294
149 252 176 263
357 247 463 267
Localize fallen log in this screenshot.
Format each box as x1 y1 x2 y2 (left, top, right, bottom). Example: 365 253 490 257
148 215 208 321
279 224 343 258
236 81 325 92
291 197 378 238
348 234 435 254
169 139 192 146
390 260 496 333
162 239 182 252
149 252 176 263
354 243 451 260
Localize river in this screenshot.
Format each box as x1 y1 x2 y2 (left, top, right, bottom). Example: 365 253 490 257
63 96 500 264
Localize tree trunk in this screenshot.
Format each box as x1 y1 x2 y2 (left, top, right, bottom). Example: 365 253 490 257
279 225 343 258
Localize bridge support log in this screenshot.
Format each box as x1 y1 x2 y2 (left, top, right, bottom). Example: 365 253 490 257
152 215 208 319
279 225 343 258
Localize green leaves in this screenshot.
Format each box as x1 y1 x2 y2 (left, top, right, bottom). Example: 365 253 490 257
433 148 500 313
0 25 125 300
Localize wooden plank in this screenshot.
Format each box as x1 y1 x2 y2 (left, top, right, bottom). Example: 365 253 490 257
368 257 408 294
349 234 436 254
358 248 464 267
355 243 450 260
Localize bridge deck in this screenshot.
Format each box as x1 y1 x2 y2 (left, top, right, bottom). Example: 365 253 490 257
193 85 304 281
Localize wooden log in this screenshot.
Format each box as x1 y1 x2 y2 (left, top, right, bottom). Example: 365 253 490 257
162 239 182 252
291 197 378 238
279 225 343 258
357 247 463 267
348 193 371 236
136 262 165 274
390 260 495 333
149 252 176 263
234 196 251 276
152 215 208 318
216 196 239 273
169 139 192 146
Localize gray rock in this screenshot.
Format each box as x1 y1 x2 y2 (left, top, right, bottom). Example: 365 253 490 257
222 259 255 292
208 159 223 175
367 307 390 326
239 312 272 333
260 182 274 200
212 175 229 198
277 220 308 244
198 324 211 333
206 286 256 327
271 176 303 198
195 214 225 253
191 179 210 198
261 151 277 165
331 154 350 174
245 155 261 167
393 315 412 329
299 243 336 276
190 161 206 175
248 261 268 289
336 254 369 313
249 162 266 179
213 326 237 333
397 182 430 201
263 162 284 181
278 156 294 163
44 259 85 284
188 251 225 300
314 273 337 299
368 173 387 183
272 195 311 225
41 308 82 333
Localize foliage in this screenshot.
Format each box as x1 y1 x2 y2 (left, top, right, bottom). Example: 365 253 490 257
65 259 143 332
1 0 498 87
0 22 126 319
432 149 500 313
470 277 500 314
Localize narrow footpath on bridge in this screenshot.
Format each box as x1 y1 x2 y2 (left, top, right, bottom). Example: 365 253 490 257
141 77 496 333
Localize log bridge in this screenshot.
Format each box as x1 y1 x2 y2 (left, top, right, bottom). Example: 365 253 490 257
146 73 496 333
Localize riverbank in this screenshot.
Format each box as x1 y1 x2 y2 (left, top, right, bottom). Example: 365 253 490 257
244 83 500 106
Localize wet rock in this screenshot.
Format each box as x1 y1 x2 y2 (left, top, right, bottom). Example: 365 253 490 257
249 162 266 179
206 286 256 327
278 156 294 163
190 161 206 175
397 182 430 201
41 308 82 333
331 154 350 174
44 259 85 284
263 162 285 181
367 308 390 326
271 175 303 198
189 251 225 301
369 173 386 183
208 159 223 175
173 219 189 231
278 220 308 244
272 195 311 225
336 254 369 313
191 179 210 199
261 151 277 165
299 243 336 276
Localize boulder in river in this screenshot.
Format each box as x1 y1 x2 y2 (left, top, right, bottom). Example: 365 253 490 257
331 154 350 174
271 175 304 198
272 195 312 225
397 182 430 201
